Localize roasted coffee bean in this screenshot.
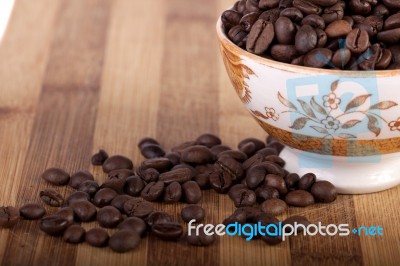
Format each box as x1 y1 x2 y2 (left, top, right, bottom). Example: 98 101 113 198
66 191 90 205
373 4 389 18
159 168 192 184
346 28 369 53
285 190 315 207
171 141 197 153
165 152 181 166
40 215 69 236
310 180 337 203
123 198 153 218
358 43 381 70
111 194 133 212
295 25 317 54
246 0 261 12
239 142 257 157
261 198 288 216
97 206 122 228
307 0 338 7
55 207 74 225
238 138 266 152
316 28 328 48
232 189 257 208
0 206 19 228
85 228 109 247
280 7 304 22
228 25 248 48
284 173 299 191
19 203 46 220
293 0 322 15
138 137 159 150
181 205 205 223
264 174 288 195
152 222 183 241
291 55 305 65
137 168 159 183
283 215 310 233
102 155 133 173
210 144 232 156
263 155 285 168
255 185 280 202
78 180 99 197
265 141 285 154
209 170 233 193
246 164 267 189
332 48 351 68
217 156 244 180
275 17 295 44
240 12 261 32
383 0 400 9
378 28 400 45
163 182 182 203
70 200 97 222
223 208 247 225
301 14 325 29
41 168 70 186
349 0 372 15
259 0 280 9
182 181 202 204
69 170 94 189
228 184 247 199
141 144 166 159
93 188 118 207
181 145 215 164
187 231 216 246
39 188 64 207
145 211 173 229
118 217 147 237
103 169 134 193
141 181 165 202
271 45 298 63
325 20 352 38
109 230 141 253
322 2 343 24
246 19 275 55
303 48 332 68
218 150 248 162
91 149 108 165
298 173 316 190
63 225 85 243
221 10 242 31
259 8 281 23
376 48 392 70
279 0 293 9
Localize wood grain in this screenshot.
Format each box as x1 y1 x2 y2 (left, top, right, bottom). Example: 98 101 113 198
0 0 399 265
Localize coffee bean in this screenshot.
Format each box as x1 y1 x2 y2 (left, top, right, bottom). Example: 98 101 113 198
85 228 109 247
209 170 233 193
40 215 69 236
152 222 183 241
182 181 202 204
54 207 74 225
137 168 159 183
171 140 197 153
295 25 317 54
41 168 70 186
109 230 141 253
97 206 122 228
93 188 118 207
303 48 332 68
349 0 372 15
283 215 310 233
138 137 159 150
141 144 166 159
275 17 296 45
140 158 173 173
263 155 285 168
284 173 299 191
111 195 133 212
271 45 298 63
63 225 85 243
246 19 275 55
301 14 325 29
255 185 280 202
181 205 205 223
346 28 369 53
210 144 232 156
78 180 99 197
285 190 315 207
118 217 147 237
228 184 247 199
165 152 181 166
163 182 182 203
0 206 19 228
376 48 392 70
19 203 46 220
195 133 222 148
246 164 267 189
123 198 153 218
70 200 97 222
69 170 94 189
293 0 322 15
280 7 304 22
218 150 248 162
239 142 257 157
310 180 337 203
261 198 288 216
332 48 351 68
383 0 400 9
232 189 257 208
66 191 90 205
298 173 316 190
259 8 281 23
91 149 108 165
240 12 261 32
228 25 248 48
373 4 389 18
159 168 192 184
141 181 165 202
39 188 64 207
325 20 352 38
223 208 247 225
181 145 215 165
102 155 133 173
187 231 216 246
259 0 280 9
217 156 244 180
103 168 134 193
221 10 242 30
378 28 400 45
265 141 285 154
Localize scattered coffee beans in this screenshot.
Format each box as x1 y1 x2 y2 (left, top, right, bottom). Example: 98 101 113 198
221 0 400 70
69 170 95 189
311 180 337 203
91 149 109 165
41 168 70 186
40 188 64 207
96 206 122 228
63 224 86 243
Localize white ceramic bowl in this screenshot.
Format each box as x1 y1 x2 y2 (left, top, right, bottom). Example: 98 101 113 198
216 17 400 194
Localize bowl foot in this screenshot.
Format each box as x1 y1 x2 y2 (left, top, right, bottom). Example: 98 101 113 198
280 147 400 194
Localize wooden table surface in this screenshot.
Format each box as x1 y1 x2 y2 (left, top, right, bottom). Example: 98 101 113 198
0 0 399 265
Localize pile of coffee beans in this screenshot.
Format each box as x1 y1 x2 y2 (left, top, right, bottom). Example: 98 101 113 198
0 134 337 252
221 0 400 70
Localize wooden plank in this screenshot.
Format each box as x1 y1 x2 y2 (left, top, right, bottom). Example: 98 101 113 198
354 186 400 266
0 0 59 261
1 0 111 265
